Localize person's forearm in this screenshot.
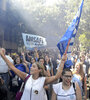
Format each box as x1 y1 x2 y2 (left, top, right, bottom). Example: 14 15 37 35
22 54 26 62
51 90 57 100
55 60 65 80
22 55 29 65
84 77 87 99
25 64 29 73
44 70 50 77
76 82 82 100
45 54 66 84
84 86 87 100
35 52 39 59
51 68 54 76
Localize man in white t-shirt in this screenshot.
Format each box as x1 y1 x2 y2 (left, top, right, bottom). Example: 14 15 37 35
0 48 13 87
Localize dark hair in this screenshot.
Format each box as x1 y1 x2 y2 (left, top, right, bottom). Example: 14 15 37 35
38 56 45 62
62 68 72 76
38 57 47 71
14 56 22 64
44 55 52 67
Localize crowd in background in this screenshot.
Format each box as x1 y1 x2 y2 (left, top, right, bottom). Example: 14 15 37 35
0 47 90 100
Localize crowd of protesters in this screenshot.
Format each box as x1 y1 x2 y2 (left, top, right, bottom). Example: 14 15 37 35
0 47 90 100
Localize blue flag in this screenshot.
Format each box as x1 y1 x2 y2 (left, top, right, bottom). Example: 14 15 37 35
57 0 84 68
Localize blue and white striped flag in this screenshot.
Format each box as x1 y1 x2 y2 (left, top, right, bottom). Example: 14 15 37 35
57 0 84 68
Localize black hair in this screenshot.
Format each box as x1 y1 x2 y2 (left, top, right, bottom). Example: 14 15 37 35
38 56 45 62
44 55 52 67
38 57 47 71
62 68 72 76
14 56 22 64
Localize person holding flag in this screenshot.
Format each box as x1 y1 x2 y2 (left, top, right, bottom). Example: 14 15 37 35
51 32 82 100
57 0 84 68
0 48 67 100
55 0 85 100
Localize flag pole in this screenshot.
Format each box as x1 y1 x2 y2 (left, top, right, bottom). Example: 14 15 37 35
65 39 71 54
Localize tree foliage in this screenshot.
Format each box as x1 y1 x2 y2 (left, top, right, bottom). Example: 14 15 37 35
79 32 90 51
5 0 90 48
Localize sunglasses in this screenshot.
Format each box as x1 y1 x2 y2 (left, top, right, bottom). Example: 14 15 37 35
63 75 72 78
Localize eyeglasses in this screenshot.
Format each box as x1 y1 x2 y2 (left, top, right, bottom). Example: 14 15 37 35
63 75 72 78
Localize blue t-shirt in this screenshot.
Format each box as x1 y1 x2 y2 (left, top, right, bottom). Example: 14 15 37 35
29 63 32 74
10 64 26 77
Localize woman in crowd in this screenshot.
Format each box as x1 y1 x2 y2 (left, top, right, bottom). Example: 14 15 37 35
38 56 51 100
21 52 36 74
10 55 29 93
45 55 54 76
0 48 67 100
14 56 29 73
44 55 55 99
38 56 49 76
72 62 87 100
51 68 82 100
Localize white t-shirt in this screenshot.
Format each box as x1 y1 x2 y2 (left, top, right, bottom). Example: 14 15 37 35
21 75 47 100
0 55 13 73
53 82 76 100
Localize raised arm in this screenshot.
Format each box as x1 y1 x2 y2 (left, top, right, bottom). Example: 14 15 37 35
0 49 27 81
34 48 39 60
83 76 87 100
45 53 67 85
21 52 30 65
75 82 82 100
51 89 57 100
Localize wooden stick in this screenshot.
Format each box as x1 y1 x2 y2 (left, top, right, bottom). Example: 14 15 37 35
65 39 71 54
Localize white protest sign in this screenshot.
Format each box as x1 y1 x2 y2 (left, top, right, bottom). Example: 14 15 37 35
22 33 47 48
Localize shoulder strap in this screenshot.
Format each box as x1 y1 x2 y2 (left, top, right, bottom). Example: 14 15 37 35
24 75 30 82
19 75 30 92
73 82 76 94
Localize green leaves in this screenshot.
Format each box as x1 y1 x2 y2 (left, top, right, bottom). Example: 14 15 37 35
79 32 90 51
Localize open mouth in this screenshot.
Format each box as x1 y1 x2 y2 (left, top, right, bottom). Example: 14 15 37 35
66 80 70 84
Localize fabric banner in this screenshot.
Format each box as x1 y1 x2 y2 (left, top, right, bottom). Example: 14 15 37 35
22 33 47 49
57 0 84 68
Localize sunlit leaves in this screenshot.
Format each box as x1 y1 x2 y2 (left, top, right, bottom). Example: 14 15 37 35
8 0 90 48
79 32 90 51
